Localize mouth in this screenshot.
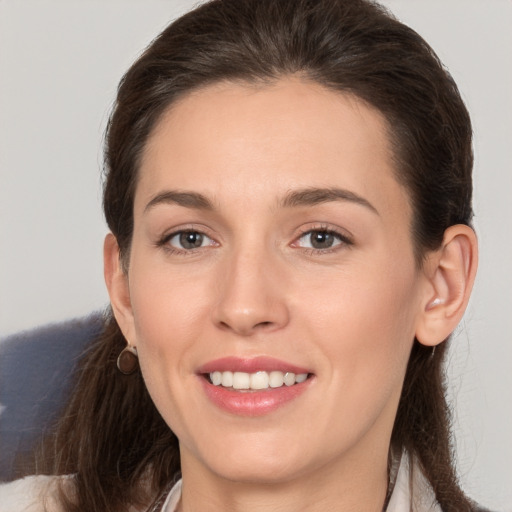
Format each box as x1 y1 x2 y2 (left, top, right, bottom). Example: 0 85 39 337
205 370 310 390
197 357 314 416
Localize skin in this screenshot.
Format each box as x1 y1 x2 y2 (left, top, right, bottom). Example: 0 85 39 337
105 77 477 512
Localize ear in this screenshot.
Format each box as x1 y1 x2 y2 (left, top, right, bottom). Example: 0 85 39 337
103 233 136 345
415 224 478 347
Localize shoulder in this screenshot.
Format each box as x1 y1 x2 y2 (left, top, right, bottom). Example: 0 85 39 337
0 475 69 512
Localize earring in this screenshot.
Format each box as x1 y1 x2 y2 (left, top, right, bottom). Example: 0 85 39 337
117 345 138 375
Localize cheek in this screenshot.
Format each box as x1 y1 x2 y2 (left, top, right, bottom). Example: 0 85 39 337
301 254 418 336
129 260 212 352
125 258 216 436
125 255 217 422
299 256 420 400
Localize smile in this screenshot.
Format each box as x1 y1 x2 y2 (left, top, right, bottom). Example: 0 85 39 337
197 357 314 416
208 370 309 390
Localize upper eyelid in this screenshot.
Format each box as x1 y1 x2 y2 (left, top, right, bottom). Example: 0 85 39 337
168 231 215 248
155 223 354 248
159 224 218 241
298 229 347 240
166 229 212 240
294 224 354 243
157 229 218 255
294 233 352 249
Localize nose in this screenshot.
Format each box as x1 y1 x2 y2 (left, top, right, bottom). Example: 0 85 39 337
213 247 290 337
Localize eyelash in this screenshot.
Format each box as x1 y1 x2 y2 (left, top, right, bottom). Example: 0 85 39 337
156 225 353 256
156 227 217 256
292 225 354 255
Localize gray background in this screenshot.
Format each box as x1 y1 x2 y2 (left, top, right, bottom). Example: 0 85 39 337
0 1 510 509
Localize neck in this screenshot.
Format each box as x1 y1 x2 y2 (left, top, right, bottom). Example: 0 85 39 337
178 444 390 512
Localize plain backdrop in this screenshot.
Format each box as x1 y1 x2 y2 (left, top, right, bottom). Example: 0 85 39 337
0 1 511 510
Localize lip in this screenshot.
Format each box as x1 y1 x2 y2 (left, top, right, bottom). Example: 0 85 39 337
197 356 313 417
197 356 310 374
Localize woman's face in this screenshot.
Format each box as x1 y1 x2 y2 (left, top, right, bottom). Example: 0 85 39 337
117 78 431 485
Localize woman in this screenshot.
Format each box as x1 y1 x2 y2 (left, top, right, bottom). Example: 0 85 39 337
0 0 484 510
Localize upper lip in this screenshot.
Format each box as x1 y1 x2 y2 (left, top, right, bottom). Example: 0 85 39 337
197 356 311 375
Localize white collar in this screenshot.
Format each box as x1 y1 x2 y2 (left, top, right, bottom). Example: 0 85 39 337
161 452 442 512
387 451 442 511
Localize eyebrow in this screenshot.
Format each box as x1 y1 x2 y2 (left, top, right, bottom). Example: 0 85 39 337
281 187 379 215
144 191 214 213
144 187 378 215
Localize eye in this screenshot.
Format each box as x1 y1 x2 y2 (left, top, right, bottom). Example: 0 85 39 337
167 230 214 250
295 229 350 251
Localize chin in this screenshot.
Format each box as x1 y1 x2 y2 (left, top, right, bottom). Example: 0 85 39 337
186 429 326 486
208 457 310 486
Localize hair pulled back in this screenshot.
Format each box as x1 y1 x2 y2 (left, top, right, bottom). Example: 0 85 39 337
44 1 474 511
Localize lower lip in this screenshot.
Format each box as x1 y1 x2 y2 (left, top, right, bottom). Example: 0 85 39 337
200 377 312 417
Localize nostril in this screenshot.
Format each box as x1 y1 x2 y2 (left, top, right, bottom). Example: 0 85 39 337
214 298 290 335
217 319 275 335
218 321 231 331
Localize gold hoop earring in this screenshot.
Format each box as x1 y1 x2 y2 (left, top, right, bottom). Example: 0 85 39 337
117 345 138 375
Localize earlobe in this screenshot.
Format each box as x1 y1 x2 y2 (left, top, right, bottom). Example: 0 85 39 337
103 233 136 343
415 225 478 347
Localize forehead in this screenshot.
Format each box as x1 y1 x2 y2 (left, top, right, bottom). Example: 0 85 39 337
136 77 410 218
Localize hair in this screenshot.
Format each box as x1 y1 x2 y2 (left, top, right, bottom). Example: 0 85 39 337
38 0 475 510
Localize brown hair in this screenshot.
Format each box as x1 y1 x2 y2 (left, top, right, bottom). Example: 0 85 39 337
40 0 475 510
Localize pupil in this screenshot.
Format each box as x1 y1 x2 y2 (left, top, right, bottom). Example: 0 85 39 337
311 231 333 249
180 232 203 249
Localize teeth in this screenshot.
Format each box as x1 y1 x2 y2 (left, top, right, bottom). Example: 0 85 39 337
269 370 284 388
232 372 250 390
209 370 308 390
211 371 222 386
250 371 269 390
295 373 308 383
221 371 233 387
283 372 295 386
